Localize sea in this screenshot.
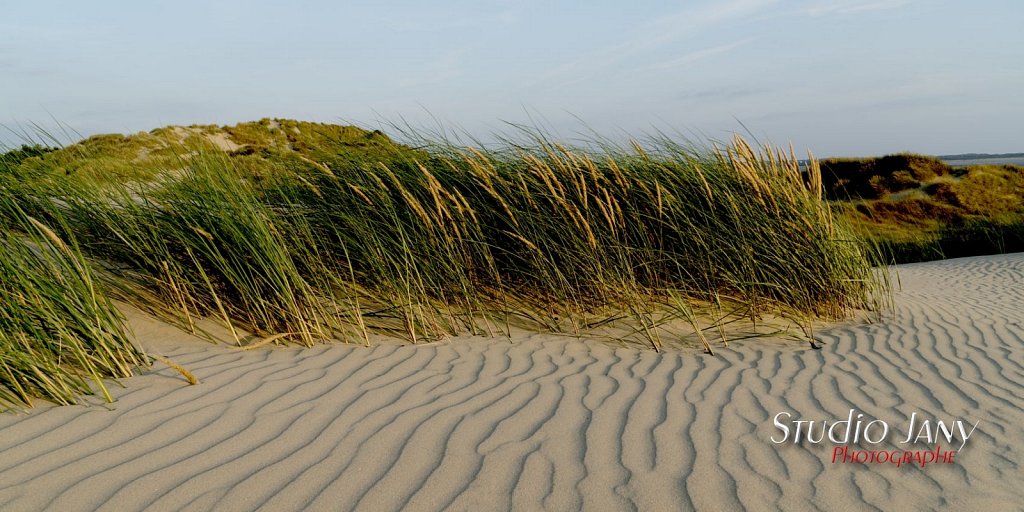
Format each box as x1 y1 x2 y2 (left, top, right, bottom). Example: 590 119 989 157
939 156 1024 167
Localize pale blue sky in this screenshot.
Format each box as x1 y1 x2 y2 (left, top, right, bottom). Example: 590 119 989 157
3 0 1022 156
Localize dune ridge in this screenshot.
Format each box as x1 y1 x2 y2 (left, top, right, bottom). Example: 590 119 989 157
1 254 1022 511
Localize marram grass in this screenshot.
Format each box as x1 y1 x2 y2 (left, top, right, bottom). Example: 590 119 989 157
0 198 146 409
2 123 891 405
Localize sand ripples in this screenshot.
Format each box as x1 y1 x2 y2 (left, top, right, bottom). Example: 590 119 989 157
2 254 1023 511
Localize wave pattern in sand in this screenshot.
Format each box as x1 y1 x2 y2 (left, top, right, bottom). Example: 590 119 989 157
1 254 1022 511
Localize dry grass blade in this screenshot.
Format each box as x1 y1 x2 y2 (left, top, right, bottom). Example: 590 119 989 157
236 332 296 351
151 355 199 385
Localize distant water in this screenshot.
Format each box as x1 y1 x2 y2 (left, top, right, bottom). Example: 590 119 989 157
940 156 1024 167
800 156 1024 171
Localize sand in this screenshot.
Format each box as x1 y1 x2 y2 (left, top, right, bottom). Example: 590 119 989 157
1 254 1022 511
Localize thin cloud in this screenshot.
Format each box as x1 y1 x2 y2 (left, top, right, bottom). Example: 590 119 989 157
643 38 755 71
677 86 766 101
525 0 777 89
396 49 468 89
373 9 520 33
802 0 912 16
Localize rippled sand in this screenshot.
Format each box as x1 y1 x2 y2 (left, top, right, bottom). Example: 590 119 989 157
1 254 1022 511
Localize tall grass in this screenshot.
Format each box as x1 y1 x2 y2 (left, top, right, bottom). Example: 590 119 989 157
0 196 145 409
4 127 889 358
11 153 344 346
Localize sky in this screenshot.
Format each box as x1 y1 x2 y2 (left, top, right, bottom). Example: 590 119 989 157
2 0 1022 156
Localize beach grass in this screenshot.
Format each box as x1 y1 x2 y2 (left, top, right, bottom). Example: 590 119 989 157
0 196 146 409
1 120 891 405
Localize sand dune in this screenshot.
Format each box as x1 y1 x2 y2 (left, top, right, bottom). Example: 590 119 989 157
1 254 1022 511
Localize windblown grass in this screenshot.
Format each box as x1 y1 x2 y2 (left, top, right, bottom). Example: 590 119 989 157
0 196 145 409
0 120 894 406
4 123 889 359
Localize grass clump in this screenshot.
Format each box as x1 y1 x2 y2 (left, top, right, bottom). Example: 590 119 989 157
0 196 145 409
12 153 342 348
1 119 892 405
4 122 888 355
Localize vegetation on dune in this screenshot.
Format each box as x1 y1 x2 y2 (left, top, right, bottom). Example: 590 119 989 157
821 154 1024 262
1 118 893 406
820 153 954 200
0 144 57 171
3 118 419 185
0 197 146 409
2 118 1017 409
